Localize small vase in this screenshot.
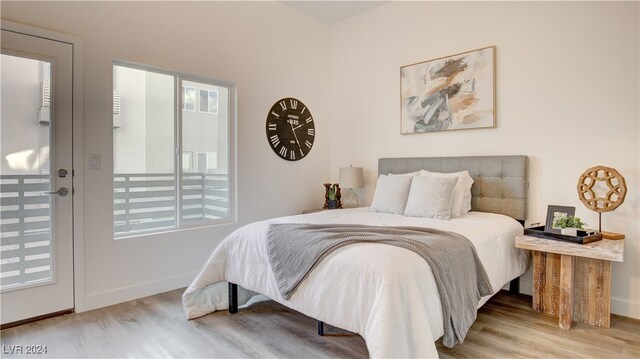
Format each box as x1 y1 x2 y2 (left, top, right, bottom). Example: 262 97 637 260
561 228 578 236
327 200 337 209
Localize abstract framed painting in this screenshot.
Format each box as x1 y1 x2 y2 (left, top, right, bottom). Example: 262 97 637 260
400 46 496 134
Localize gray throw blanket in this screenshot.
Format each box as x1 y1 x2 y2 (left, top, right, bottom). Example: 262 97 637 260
266 223 494 347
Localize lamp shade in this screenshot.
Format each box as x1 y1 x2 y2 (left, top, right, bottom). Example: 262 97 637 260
339 166 364 189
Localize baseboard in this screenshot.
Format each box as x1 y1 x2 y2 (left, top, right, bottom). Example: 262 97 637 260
611 297 640 320
81 272 196 312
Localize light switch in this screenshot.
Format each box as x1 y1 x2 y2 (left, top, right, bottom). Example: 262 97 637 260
88 153 101 170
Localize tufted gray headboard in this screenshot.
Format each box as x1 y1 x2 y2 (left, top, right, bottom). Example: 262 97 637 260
378 156 528 222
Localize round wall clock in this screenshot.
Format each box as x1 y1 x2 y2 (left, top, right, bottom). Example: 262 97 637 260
265 97 315 161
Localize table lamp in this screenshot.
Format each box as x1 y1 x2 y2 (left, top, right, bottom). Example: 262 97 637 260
339 165 364 208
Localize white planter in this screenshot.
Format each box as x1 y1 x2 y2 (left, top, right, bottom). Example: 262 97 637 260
561 228 578 236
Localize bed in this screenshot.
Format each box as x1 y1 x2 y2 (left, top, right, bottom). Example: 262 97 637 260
183 155 530 358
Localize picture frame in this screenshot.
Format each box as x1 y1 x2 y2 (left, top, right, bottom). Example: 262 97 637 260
400 46 496 134
545 205 576 232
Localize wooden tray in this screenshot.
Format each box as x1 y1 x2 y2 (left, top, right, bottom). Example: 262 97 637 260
523 226 602 245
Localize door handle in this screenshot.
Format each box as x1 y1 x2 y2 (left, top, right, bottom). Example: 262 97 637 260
45 187 69 197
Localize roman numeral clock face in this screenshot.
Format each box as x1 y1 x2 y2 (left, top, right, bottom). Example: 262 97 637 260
266 98 315 161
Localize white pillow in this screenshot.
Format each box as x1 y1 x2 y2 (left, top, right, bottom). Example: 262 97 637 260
369 174 413 215
419 170 474 217
404 176 458 220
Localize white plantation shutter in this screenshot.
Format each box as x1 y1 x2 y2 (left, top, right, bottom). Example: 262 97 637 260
38 80 51 124
113 90 121 128
113 90 121 115
40 80 50 108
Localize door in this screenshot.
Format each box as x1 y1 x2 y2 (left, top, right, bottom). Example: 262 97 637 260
1 29 74 325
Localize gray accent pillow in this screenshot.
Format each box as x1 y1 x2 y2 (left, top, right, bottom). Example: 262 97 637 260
369 174 413 215
404 176 459 220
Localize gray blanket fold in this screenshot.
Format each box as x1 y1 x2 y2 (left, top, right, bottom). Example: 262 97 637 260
266 223 494 348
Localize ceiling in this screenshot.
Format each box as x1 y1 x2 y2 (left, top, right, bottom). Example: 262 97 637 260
281 1 387 24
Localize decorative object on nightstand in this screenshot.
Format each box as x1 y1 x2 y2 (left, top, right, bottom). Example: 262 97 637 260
323 183 342 209
339 165 364 208
327 185 338 209
527 206 600 244
516 234 624 329
524 225 602 245
544 205 575 233
553 215 586 237
577 165 627 239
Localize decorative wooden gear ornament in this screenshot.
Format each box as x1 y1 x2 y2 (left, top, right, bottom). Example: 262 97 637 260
577 165 627 213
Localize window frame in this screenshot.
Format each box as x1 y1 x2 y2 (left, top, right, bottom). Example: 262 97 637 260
113 60 237 239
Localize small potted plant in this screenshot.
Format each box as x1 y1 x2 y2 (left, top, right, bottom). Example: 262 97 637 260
553 216 587 236
327 185 338 209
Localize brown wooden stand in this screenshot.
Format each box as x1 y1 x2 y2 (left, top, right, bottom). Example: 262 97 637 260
517 235 623 329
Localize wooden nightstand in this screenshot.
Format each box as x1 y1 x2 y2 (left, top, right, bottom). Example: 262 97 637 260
516 235 624 329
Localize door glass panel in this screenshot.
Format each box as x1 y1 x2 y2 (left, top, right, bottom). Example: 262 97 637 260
0 54 53 290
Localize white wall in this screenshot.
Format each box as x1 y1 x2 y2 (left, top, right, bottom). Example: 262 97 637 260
1 1 331 310
329 2 639 318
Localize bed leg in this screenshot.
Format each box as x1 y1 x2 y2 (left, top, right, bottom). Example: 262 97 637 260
317 321 324 336
509 277 520 295
228 282 238 314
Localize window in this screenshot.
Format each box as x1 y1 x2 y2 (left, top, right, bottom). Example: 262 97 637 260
195 152 218 173
113 62 234 237
199 89 218 114
182 152 194 172
206 152 218 171
183 86 195 111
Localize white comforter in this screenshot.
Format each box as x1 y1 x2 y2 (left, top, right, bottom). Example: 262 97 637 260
182 208 529 358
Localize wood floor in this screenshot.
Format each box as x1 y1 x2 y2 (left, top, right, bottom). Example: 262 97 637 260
1 289 638 358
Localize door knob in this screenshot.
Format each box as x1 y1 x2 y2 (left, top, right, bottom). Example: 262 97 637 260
45 187 69 196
